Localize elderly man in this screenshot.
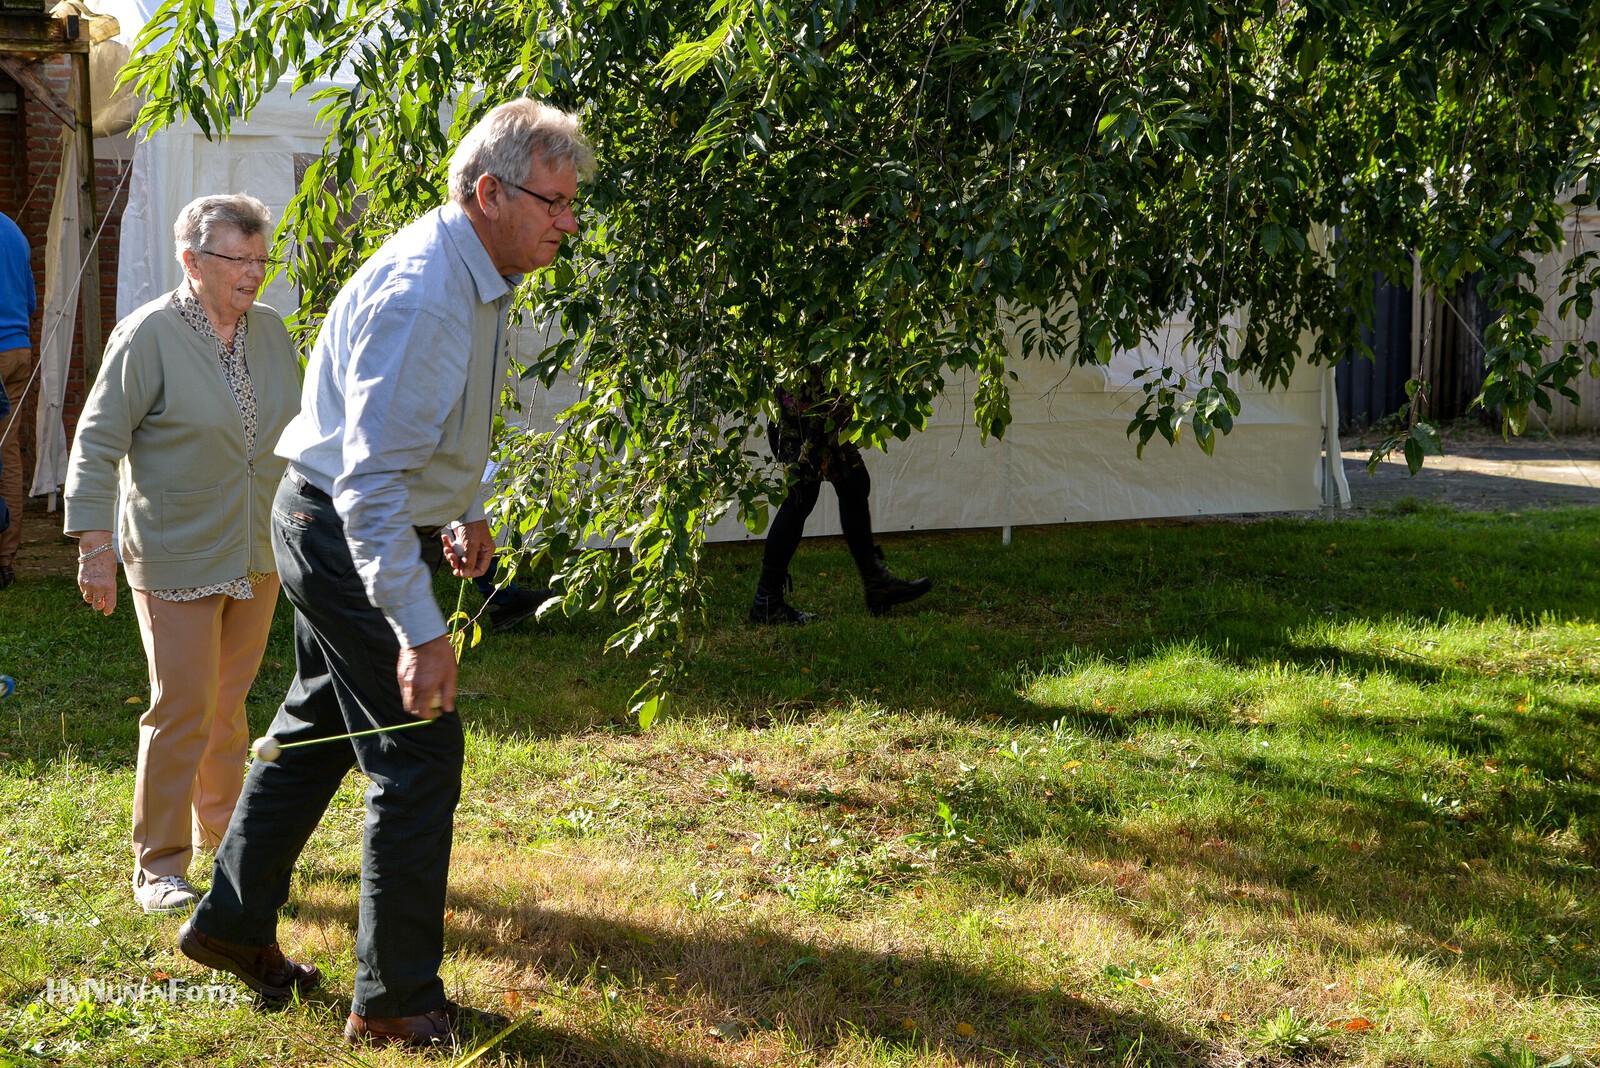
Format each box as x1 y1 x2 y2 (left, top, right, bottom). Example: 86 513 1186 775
178 99 593 1049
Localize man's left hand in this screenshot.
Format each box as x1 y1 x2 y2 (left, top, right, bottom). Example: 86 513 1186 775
442 518 495 578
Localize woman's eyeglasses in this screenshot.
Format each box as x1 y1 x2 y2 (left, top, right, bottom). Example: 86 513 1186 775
198 249 280 270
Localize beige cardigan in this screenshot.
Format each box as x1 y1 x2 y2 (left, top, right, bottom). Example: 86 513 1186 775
64 295 301 591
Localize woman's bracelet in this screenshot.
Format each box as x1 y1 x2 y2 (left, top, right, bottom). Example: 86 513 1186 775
78 542 115 563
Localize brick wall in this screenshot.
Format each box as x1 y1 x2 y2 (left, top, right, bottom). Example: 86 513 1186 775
2 55 129 497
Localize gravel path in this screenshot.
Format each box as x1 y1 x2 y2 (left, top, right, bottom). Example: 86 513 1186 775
1335 426 1600 515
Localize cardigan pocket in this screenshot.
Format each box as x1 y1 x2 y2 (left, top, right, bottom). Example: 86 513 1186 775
159 483 229 554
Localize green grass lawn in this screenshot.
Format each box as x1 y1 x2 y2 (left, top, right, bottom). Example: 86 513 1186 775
1 502 1597 1066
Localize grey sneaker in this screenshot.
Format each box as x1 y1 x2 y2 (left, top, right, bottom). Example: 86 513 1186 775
134 873 199 914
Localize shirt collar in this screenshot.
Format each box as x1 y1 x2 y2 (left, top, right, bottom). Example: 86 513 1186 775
438 201 521 304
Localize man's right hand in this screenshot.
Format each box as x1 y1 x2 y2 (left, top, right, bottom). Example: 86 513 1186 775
397 635 456 718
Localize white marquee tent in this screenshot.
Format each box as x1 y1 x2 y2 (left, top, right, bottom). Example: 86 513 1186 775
70 0 1351 541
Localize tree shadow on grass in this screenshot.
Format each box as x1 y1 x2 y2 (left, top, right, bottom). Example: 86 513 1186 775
290 874 1213 1067
956 721 1600 997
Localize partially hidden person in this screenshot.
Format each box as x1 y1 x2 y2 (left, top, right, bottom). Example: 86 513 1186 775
64 195 300 913
473 553 552 633
750 380 931 624
0 209 38 589
175 99 593 1051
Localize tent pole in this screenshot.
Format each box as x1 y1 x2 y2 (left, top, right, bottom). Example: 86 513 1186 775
1001 421 1012 545
1321 363 1350 512
72 48 102 380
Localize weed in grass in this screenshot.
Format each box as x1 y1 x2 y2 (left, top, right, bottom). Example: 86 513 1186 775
1478 1038 1576 1068
1247 1006 1330 1056
706 758 756 793
681 879 731 913
552 805 602 837
778 862 861 914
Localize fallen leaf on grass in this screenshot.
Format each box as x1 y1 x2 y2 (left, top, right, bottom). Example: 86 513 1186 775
125 696 142 705
955 1022 975 1037
708 1020 746 1042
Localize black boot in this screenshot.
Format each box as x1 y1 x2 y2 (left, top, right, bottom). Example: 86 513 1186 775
749 574 818 626
863 548 932 616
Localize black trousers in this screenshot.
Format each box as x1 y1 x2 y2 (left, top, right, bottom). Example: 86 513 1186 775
757 464 878 595
192 473 463 1018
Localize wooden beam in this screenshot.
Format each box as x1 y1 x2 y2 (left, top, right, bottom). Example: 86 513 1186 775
0 53 73 126
0 10 85 54
73 47 102 378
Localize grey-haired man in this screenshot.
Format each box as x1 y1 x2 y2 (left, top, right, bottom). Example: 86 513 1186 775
179 99 594 1049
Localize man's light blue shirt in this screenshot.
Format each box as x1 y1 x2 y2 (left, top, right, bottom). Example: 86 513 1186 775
276 202 516 647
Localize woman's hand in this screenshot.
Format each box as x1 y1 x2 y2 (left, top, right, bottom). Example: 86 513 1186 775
74 531 118 615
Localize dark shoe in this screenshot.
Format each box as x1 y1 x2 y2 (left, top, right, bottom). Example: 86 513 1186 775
178 920 321 1000
345 1000 511 1049
485 585 552 633
749 588 817 626
0 565 14 589
864 549 932 616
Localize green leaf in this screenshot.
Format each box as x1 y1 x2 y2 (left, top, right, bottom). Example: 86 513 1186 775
1409 422 1442 457
633 691 671 731
1504 404 1528 437
1261 222 1284 257
1403 435 1424 475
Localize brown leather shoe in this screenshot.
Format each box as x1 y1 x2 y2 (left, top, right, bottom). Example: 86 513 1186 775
178 920 321 1000
344 1000 511 1049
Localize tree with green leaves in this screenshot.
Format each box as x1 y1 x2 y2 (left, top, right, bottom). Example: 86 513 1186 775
128 0 1600 718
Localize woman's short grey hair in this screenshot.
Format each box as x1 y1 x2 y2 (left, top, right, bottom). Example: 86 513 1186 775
173 194 272 264
448 99 595 204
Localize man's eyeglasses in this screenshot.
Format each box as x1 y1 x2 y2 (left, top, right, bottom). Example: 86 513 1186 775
198 249 280 270
500 178 577 217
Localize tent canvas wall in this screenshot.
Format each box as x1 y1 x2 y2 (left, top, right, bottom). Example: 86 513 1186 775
509 316 1345 544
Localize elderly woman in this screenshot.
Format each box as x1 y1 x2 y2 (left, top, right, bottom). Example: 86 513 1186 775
64 195 300 913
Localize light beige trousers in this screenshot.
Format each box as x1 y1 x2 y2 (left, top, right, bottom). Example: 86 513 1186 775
130 576 280 882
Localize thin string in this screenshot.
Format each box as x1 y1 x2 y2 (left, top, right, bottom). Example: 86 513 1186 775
0 154 133 453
